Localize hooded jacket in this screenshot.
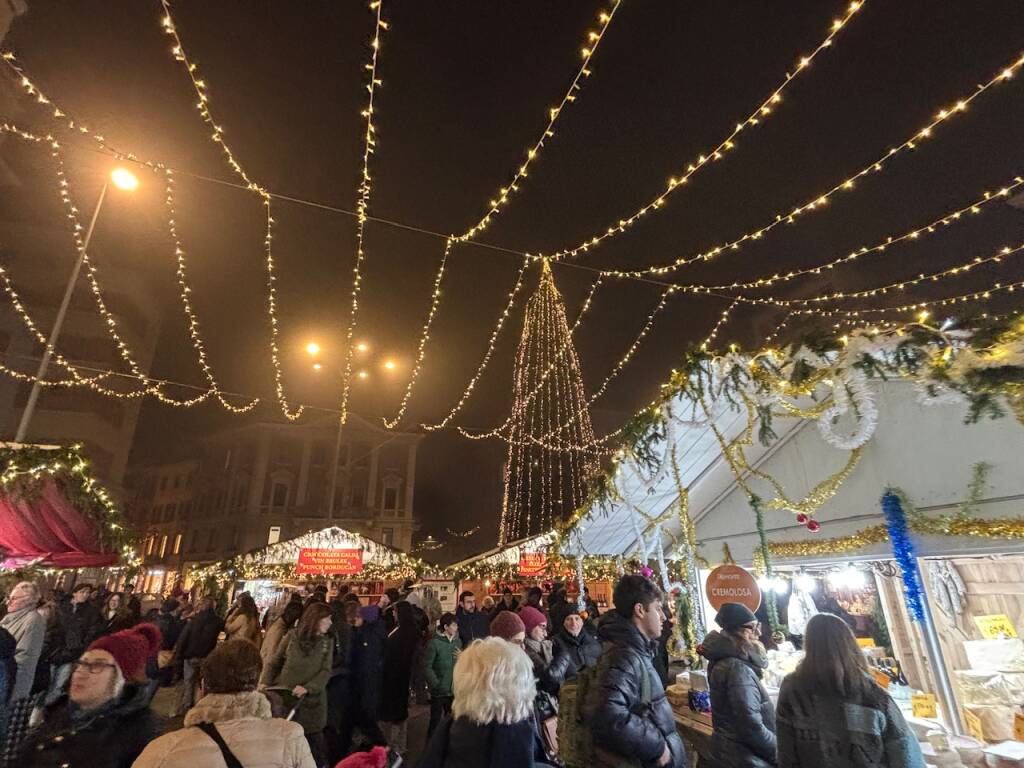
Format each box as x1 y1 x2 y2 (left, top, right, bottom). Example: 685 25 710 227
423 629 462 697
582 611 687 768
21 683 158 768
699 630 777 767
132 691 315 768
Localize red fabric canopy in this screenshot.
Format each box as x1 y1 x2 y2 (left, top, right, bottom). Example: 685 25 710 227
0 478 117 568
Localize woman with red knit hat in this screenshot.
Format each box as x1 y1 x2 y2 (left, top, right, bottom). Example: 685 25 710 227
20 623 162 767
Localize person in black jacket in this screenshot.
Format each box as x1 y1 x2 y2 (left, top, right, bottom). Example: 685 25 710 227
548 609 601 687
53 584 101 672
699 602 777 768
325 596 355 764
172 597 224 716
148 599 182 687
583 575 686 768
491 588 519 619
339 604 387 753
455 591 490 648
21 623 161 768
378 601 420 756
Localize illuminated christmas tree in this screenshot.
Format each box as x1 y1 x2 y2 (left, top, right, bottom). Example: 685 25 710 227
499 261 599 544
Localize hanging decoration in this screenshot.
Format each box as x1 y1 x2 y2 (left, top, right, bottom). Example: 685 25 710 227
750 495 782 634
499 262 599 544
575 553 587 613
881 490 925 623
929 560 967 623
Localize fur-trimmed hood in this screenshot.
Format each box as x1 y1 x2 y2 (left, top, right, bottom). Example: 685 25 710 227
184 691 272 726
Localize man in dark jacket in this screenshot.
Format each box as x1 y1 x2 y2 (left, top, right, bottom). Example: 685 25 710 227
454 591 489 648
172 597 223 716
52 584 102 678
549 609 601 686
583 575 686 768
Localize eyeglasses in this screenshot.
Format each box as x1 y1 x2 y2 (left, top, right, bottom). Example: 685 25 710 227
72 660 118 675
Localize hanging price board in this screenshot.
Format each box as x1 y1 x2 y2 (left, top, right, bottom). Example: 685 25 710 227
856 638 877 648
911 694 937 718
964 709 984 742
974 614 1018 639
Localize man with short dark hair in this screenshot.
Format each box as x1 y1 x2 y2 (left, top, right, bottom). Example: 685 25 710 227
583 575 686 768
173 596 224 716
454 591 489 648
52 583 102 694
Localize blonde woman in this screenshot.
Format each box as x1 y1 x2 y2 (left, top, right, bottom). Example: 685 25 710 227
418 636 544 768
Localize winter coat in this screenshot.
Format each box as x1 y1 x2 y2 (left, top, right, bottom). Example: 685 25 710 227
262 616 293 665
455 606 490 648
582 611 687 768
20 683 158 768
53 601 102 665
423 630 461 698
131 690 316 768
776 671 926 768
378 622 420 722
0 605 44 700
152 611 183 652
417 716 540 768
549 626 601 686
548 592 572 634
0 627 16 706
176 608 224 660
351 618 386 718
226 612 263 648
260 630 333 733
490 597 519 620
700 630 777 767
100 609 136 637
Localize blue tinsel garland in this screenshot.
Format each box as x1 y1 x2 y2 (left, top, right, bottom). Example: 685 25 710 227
881 490 925 622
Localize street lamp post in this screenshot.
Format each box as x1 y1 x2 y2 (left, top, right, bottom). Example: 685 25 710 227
14 169 138 443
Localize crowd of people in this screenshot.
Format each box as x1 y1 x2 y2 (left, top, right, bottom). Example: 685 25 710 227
0 574 926 768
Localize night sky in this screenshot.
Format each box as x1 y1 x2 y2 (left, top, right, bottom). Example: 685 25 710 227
5 1 1024 561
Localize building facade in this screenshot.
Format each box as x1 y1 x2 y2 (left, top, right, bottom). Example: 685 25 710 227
127 414 422 590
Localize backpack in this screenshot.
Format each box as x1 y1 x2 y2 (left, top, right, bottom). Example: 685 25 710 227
559 642 652 768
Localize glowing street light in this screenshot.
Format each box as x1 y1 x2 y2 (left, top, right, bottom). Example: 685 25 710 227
383 359 396 371
110 167 140 191
357 370 369 380
312 362 323 371
356 341 369 353
305 341 321 356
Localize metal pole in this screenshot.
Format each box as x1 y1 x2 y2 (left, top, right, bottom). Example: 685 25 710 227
326 413 344 518
915 556 964 734
14 182 108 442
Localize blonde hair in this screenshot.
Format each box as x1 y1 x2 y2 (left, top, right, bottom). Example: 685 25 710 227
452 637 535 725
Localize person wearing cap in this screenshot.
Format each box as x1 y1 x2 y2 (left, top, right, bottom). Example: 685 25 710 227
549 607 601 687
489 609 526 646
583 575 686 768
133 639 315 768
521 606 559 762
20 623 162 768
699 602 777 768
423 612 462 737
491 587 519 618
337 604 387 754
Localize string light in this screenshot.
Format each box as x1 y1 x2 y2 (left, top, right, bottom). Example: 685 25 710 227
541 0 866 262
700 298 741 351
159 1 303 419
600 50 1024 278
383 1 622 429
679 176 1024 292
337 0 388 432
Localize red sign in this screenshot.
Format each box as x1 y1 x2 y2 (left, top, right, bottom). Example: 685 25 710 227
296 548 363 575
518 552 547 577
705 564 761 613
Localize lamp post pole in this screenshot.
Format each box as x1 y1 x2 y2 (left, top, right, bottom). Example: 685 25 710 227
15 182 108 442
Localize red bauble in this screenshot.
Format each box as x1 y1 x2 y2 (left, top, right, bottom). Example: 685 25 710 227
806 519 821 533
795 513 808 525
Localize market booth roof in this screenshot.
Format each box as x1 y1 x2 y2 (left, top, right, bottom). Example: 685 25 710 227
0 442 131 569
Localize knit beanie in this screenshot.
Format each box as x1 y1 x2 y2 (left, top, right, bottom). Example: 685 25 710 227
489 610 526 640
519 606 547 636
714 602 758 631
88 622 161 681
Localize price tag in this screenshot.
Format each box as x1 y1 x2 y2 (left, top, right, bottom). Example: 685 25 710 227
871 668 890 689
1015 712 1024 742
973 614 1018 639
856 638 877 648
965 709 984 742
911 694 937 718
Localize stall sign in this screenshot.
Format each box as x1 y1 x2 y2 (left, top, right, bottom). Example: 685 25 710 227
296 548 363 575
911 694 937 718
705 564 761 613
855 638 876 649
964 709 984 741
518 552 547 577
973 614 1018 639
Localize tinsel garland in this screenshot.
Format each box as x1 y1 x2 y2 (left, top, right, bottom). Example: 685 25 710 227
750 495 782 634
881 490 925 623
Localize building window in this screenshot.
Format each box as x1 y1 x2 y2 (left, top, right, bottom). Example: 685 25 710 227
182 501 192 520
383 487 398 512
173 475 181 489
271 482 288 511
173 533 182 555
381 527 394 546
189 529 200 552
159 535 168 558
165 503 176 522
351 487 365 508
312 442 327 466
206 529 217 551
146 535 155 555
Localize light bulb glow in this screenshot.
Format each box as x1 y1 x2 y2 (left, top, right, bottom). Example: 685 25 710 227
110 167 139 191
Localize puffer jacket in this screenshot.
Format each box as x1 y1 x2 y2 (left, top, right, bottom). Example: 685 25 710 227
700 630 777 767
582 611 687 768
776 671 926 768
423 629 461 697
549 626 601 686
20 683 158 768
131 690 315 768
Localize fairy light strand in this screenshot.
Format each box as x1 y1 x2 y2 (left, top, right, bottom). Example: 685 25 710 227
541 0 866 262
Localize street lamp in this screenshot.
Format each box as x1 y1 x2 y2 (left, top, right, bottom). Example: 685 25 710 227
356 341 369 353
305 341 321 356
14 168 139 442
383 359 396 371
